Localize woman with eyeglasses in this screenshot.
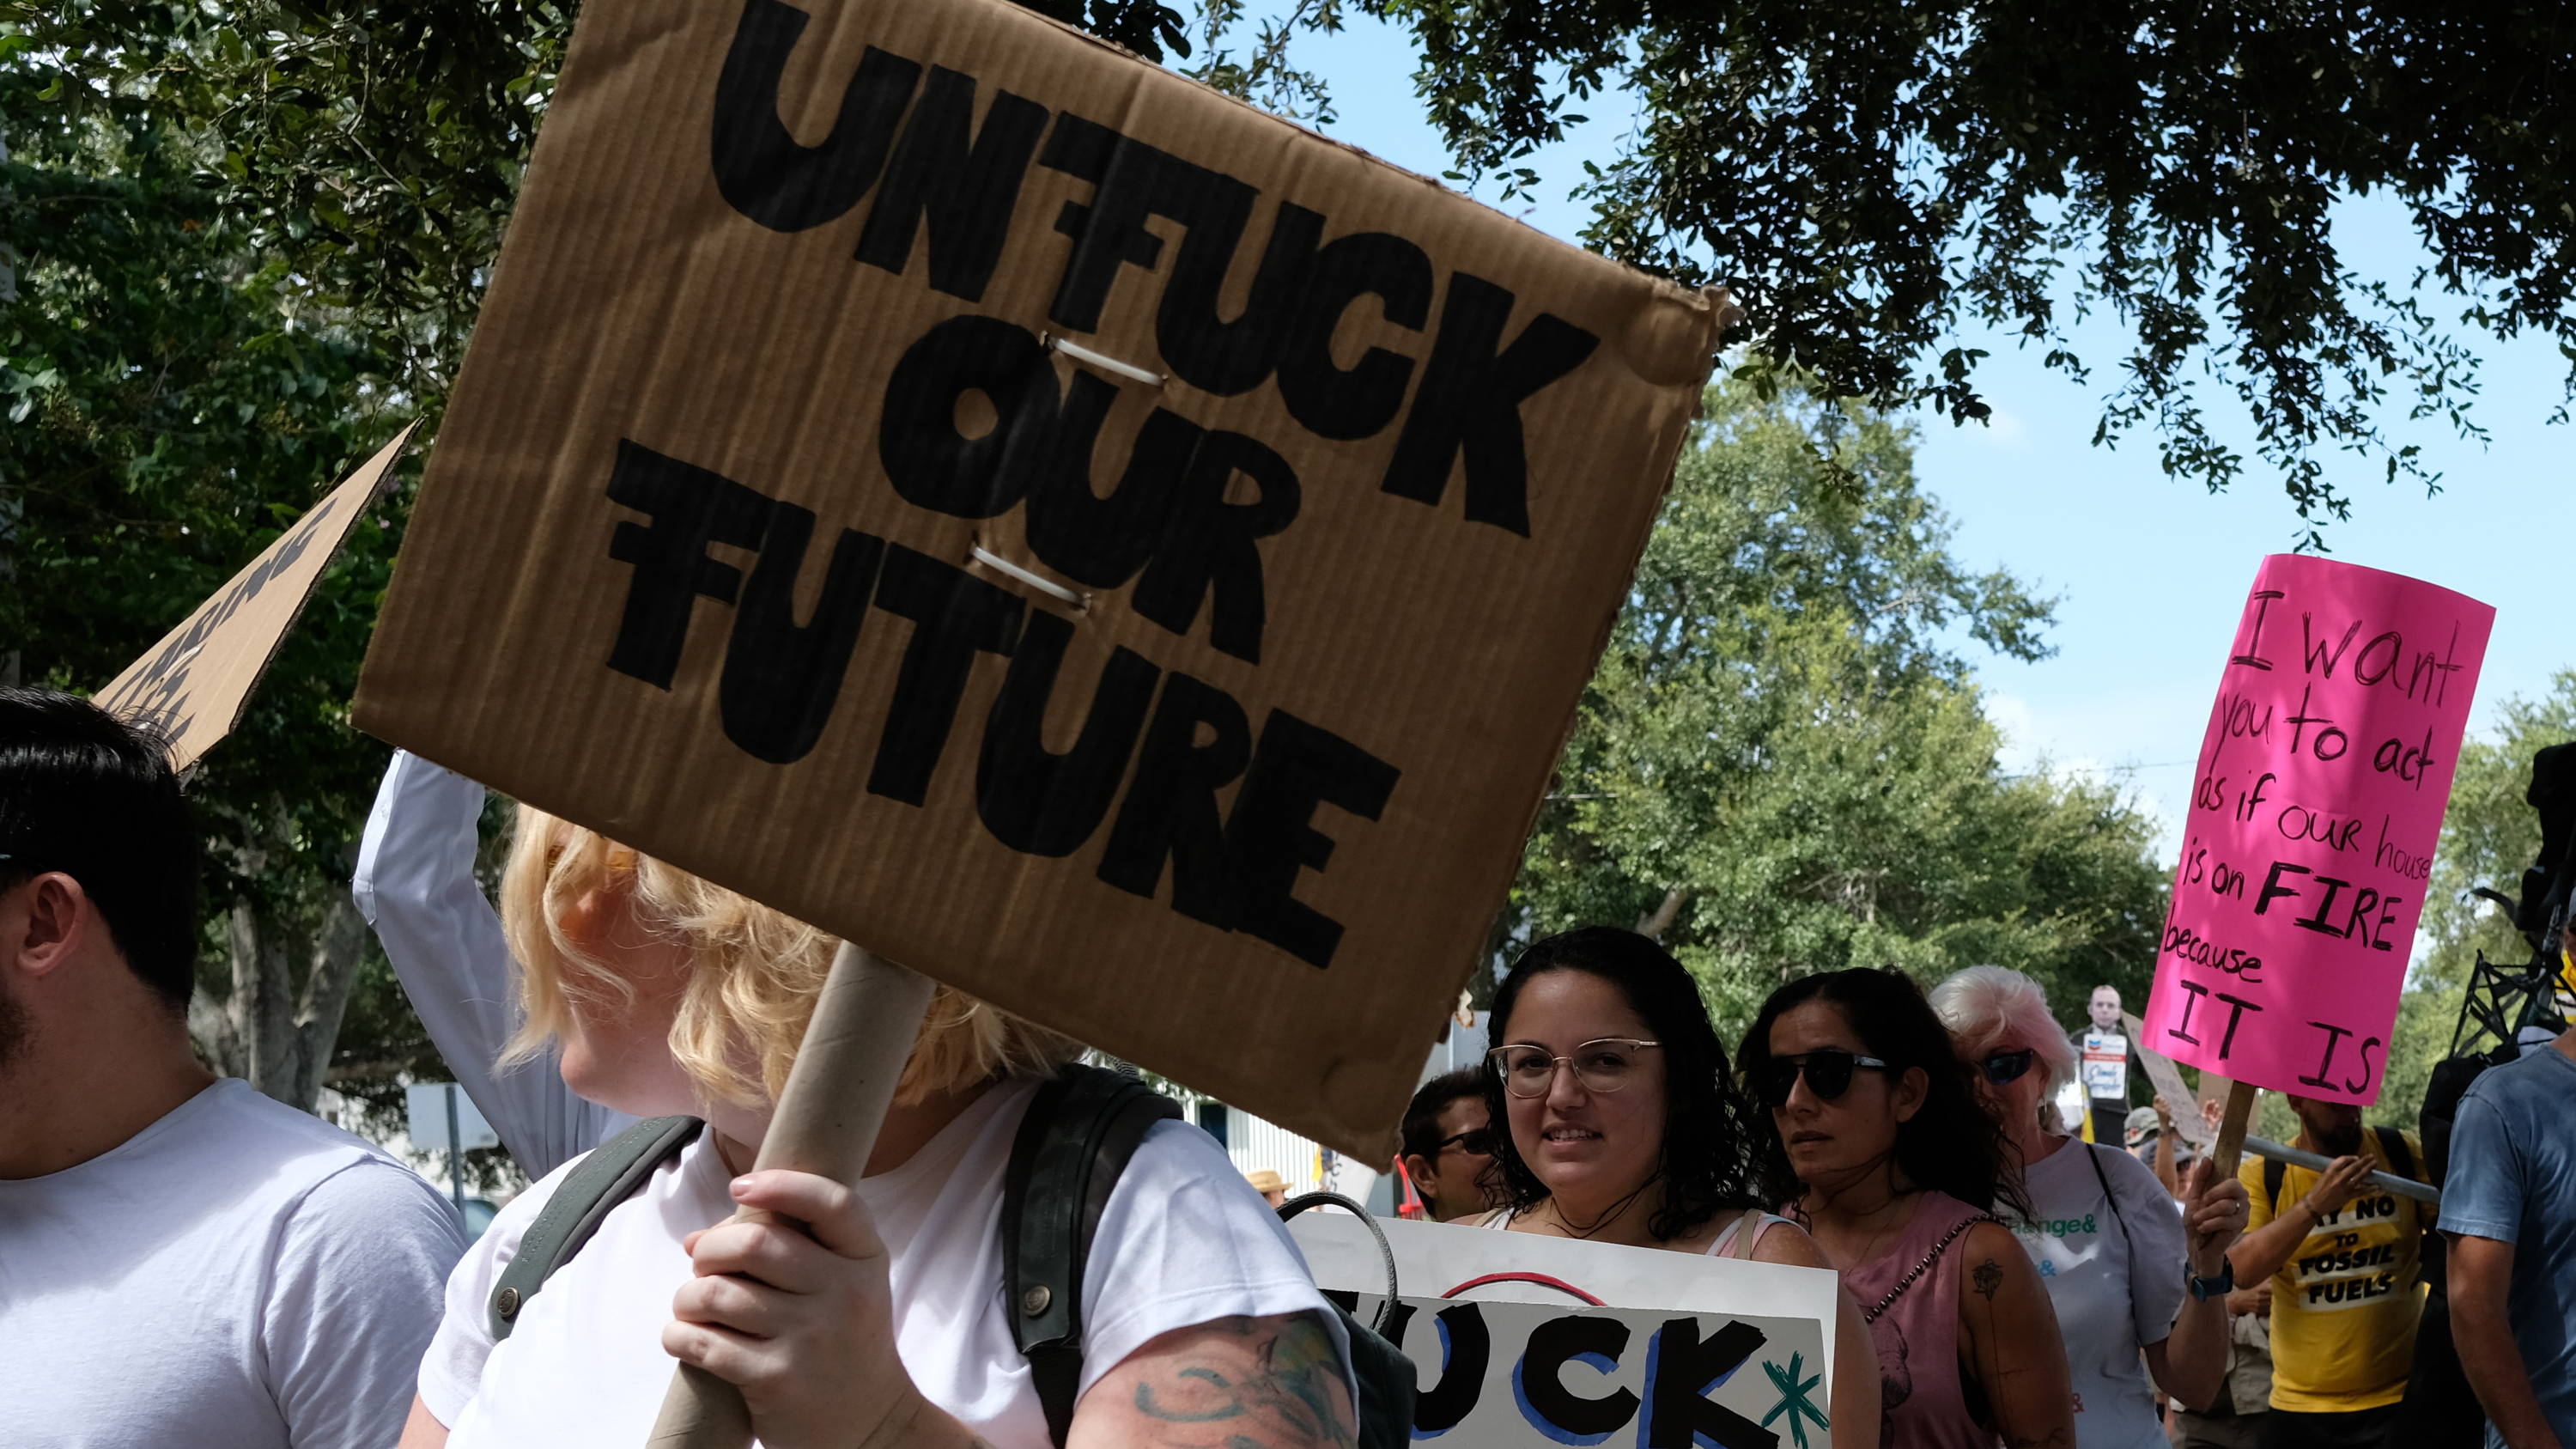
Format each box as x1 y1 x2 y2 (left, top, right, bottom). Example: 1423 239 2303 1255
1742 967 2074 1449
1479 928 1880 1444
1931 965 2248 1449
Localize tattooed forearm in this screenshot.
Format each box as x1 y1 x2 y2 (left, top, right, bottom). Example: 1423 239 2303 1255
1127 1314 1357 1448
1971 1257 2004 1301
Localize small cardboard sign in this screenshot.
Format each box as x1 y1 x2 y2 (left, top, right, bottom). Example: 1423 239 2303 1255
2080 1030 2129 1099
2142 556 2494 1104
98 429 411 770
351 0 1718 1155
1290 1214 1838 1447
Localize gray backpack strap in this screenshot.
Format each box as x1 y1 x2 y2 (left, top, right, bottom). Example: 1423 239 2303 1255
489 1115 702 1341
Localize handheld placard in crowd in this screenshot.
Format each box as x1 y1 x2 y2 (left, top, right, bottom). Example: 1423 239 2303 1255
98 426 415 770
348 0 1726 1437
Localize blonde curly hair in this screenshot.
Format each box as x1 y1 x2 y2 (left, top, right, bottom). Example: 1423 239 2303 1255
498 806 1079 1107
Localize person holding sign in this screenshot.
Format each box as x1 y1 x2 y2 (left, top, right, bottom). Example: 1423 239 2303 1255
0 690 467 1449
2222 1094 2434 1448
401 809 1356 1449
1471 928 1880 1444
1745 967 2075 1449
1933 965 2251 1448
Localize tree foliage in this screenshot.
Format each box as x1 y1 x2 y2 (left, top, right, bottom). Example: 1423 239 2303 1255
1512 379 2173 1038
1368 0 2575 543
0 38 421 1116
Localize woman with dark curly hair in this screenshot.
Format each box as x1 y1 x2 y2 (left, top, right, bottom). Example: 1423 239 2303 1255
1476 928 1879 1445
1742 967 2072 1449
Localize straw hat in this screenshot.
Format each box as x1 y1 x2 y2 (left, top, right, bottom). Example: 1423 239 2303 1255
1244 1169 1286 1196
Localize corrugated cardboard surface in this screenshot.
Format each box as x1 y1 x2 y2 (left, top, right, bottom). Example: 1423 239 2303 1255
354 0 1713 1156
100 429 411 770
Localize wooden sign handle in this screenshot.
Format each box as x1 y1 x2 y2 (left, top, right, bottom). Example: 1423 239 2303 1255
2206 1079 2260 1182
645 942 939 1448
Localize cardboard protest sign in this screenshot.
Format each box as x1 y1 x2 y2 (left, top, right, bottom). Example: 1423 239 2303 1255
352 0 1722 1155
2123 1016 2220 1153
1291 1214 1839 1448
2142 556 2494 1105
99 429 412 770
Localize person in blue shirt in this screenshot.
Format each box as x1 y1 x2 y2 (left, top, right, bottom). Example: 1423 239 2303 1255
2439 1001 2576 1449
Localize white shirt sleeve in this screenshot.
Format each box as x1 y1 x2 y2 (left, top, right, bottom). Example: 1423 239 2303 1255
351 750 632 1178
416 1157 572 1427
1073 1120 1354 1415
262 1160 469 1448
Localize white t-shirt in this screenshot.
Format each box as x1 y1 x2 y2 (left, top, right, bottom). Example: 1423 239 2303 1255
0 1077 468 1449
2009 1136 2189 1449
422 1078 1352 1447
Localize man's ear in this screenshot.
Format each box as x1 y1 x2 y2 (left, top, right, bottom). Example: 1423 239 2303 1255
5 874 93 982
1893 1065 1930 1125
1400 1153 1435 1194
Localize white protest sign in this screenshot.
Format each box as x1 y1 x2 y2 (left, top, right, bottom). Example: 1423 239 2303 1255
1291 1213 1838 1448
2080 1030 2129 1099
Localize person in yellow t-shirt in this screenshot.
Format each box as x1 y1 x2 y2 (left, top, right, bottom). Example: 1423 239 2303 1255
2225 1093 2435 1449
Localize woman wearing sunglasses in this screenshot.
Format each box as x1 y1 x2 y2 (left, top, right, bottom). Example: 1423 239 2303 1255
1743 967 2074 1449
1932 965 2247 1449
1478 928 1880 1444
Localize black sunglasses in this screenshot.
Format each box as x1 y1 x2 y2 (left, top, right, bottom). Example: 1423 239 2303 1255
1979 1049 2039 1087
1435 1128 1497 1157
1753 1050 1892 1108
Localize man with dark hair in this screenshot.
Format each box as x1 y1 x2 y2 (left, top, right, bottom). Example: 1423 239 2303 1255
0 687 465 1448
2228 1092 2435 1449
1398 1068 1502 1222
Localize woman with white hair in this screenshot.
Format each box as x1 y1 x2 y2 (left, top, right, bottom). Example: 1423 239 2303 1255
1931 965 2248 1449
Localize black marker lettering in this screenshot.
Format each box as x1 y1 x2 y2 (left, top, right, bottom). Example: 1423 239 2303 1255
2232 589 2283 670
1224 709 1401 968
1276 229 1435 441
1381 271 1599 536
974 610 1159 855
2298 1020 2355 1088
852 66 1048 301
605 439 776 688
710 1 918 232
865 545 1025 805
1097 673 1252 929
719 505 885 764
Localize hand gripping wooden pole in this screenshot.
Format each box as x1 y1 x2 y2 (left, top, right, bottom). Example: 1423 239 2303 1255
645 941 939 1447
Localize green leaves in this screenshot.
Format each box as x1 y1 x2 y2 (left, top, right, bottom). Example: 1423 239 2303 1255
1512 375 2168 1036
1371 0 2576 539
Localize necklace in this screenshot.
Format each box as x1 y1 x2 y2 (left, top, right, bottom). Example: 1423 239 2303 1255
1544 1176 1662 1242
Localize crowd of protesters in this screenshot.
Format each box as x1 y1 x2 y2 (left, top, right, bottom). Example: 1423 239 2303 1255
6 688 2575 1449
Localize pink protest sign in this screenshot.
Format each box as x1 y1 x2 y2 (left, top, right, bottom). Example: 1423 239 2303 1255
2143 556 2494 1104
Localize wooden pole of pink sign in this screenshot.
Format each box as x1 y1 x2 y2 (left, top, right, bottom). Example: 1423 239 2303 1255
645 942 938 1449
2206 1079 2261 1180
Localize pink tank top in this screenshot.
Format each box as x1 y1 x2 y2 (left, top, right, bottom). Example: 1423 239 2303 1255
1834 1190 2000 1449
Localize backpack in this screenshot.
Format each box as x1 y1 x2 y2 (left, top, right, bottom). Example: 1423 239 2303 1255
485 1064 1414 1448
2258 1124 2416 1216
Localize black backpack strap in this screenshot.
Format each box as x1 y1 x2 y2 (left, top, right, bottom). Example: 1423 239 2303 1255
2263 1154 2287 1218
489 1114 702 1341
1002 1065 1182 1447
2083 1142 2134 1251
2375 1125 2416 1185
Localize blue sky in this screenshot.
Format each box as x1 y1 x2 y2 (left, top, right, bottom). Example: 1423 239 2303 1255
1273 12 2573 853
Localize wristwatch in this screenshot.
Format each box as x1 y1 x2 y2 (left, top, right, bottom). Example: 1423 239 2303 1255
2188 1259 2236 1303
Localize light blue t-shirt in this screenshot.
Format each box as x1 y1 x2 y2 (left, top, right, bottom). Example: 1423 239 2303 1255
2012 1138 2190 1449
2438 1044 2576 1446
